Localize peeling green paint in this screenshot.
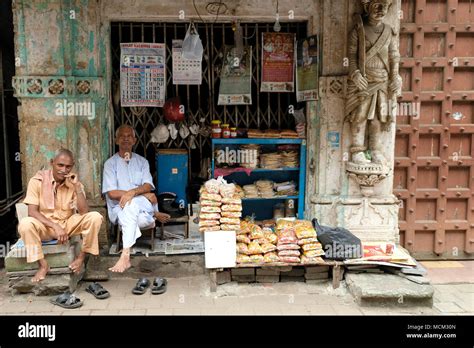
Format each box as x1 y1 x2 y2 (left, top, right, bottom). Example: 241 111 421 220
88 31 94 52
36 1 50 11
26 138 33 158
40 145 55 161
55 126 67 140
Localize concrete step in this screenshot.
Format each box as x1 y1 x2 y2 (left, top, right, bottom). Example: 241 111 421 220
346 273 434 307
5 246 75 272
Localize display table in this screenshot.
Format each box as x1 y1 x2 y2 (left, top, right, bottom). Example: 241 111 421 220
209 259 344 292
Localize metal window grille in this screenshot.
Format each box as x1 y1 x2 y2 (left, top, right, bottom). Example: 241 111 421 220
111 21 308 174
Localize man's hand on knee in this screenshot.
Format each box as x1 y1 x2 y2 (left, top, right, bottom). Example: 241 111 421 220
53 224 69 244
119 189 136 209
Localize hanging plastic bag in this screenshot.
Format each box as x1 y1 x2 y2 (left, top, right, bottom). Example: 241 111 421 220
182 22 203 60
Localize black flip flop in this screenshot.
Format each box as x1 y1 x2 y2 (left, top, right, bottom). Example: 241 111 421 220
132 278 150 295
151 277 167 295
86 282 110 299
50 292 83 309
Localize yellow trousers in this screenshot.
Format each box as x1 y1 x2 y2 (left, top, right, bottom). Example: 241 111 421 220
18 212 103 263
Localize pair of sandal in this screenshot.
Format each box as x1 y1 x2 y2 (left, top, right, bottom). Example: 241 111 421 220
50 282 110 309
132 277 167 295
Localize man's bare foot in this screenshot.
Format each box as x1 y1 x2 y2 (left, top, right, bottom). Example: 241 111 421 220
69 256 85 274
31 264 49 283
108 253 131 273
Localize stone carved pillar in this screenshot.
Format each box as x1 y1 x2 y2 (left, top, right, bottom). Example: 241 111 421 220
311 0 401 244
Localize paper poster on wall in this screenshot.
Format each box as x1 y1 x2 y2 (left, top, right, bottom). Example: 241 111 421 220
120 43 166 107
218 46 252 105
296 35 319 102
172 40 202 85
261 32 295 93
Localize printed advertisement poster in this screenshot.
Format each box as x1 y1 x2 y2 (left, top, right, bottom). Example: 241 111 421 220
218 46 252 105
120 43 166 107
172 39 202 85
261 33 295 93
296 35 319 102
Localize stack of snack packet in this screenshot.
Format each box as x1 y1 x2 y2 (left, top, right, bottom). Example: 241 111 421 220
199 180 222 232
220 182 242 232
236 220 279 264
199 177 241 232
275 219 301 263
294 220 325 263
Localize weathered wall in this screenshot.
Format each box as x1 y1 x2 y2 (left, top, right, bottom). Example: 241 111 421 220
12 0 109 245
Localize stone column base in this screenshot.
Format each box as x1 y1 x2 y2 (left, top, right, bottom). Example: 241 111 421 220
311 196 400 243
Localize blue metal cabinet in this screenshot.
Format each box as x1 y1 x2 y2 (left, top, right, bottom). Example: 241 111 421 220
156 149 189 207
211 138 307 220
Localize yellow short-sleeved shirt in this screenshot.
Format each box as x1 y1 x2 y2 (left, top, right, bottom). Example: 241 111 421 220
23 170 85 226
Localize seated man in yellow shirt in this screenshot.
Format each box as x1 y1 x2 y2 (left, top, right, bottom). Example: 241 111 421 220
19 148 103 282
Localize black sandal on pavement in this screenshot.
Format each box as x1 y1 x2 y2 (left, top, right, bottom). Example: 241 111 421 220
50 292 83 309
151 277 167 295
86 282 110 299
132 278 150 295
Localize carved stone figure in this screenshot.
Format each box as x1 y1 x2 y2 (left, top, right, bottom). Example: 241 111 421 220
346 0 402 165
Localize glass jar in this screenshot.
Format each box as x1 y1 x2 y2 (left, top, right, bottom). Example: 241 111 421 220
230 127 237 138
222 124 231 138
211 120 222 138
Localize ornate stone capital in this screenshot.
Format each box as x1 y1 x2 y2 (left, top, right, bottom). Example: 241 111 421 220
346 161 390 197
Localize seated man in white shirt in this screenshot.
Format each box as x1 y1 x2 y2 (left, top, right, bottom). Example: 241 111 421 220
102 125 170 273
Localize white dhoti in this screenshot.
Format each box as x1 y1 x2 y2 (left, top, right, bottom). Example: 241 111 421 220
115 196 156 248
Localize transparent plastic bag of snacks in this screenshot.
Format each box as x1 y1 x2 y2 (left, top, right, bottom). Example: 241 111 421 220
297 237 319 245
250 227 264 240
276 219 295 230
261 243 277 253
221 204 242 212
219 183 236 198
248 241 264 255
221 211 242 218
279 256 301 263
204 179 221 194
237 243 249 255
277 228 298 244
304 249 325 258
278 249 301 257
264 232 278 245
237 254 251 263
220 224 241 231
201 200 222 207
200 192 222 202
301 243 323 252
199 226 220 233
201 206 222 213
199 219 220 227
236 234 251 244
276 243 300 251
222 196 242 204
250 254 264 263
294 220 314 229
264 252 280 263
199 213 221 220
220 217 241 225
295 226 317 239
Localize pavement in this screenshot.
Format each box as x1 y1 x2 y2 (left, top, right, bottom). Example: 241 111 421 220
0 261 472 315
